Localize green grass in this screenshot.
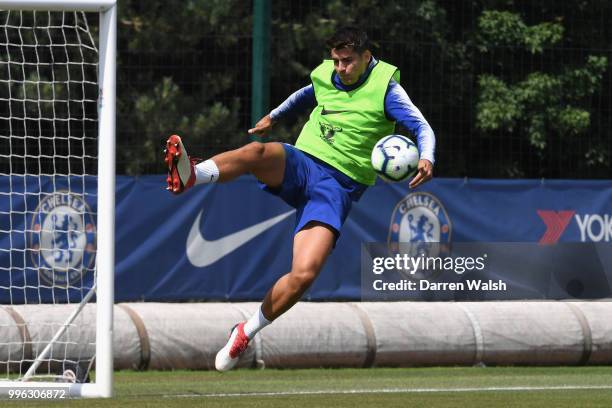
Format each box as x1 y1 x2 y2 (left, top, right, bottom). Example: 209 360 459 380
4 366 612 407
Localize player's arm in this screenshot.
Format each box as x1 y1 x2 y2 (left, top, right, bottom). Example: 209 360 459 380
384 80 436 188
248 85 317 137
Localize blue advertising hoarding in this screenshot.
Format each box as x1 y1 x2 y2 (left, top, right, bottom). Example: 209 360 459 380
1 175 611 302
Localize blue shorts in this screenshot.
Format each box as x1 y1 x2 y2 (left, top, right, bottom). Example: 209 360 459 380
259 144 368 238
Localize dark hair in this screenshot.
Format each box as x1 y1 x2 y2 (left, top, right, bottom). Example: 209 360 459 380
326 26 370 53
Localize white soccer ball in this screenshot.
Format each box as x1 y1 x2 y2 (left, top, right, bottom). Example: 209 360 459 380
371 135 419 182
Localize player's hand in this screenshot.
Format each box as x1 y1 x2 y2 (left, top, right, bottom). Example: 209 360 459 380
248 114 275 137
409 159 433 189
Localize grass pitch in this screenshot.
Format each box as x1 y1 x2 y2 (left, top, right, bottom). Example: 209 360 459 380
5 366 612 407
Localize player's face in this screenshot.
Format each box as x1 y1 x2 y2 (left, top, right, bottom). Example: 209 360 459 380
331 47 371 85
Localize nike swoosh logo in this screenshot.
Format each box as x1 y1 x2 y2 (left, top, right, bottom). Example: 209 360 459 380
321 108 350 115
186 209 295 267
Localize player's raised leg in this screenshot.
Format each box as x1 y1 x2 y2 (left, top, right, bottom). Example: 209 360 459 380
211 141 285 186
164 135 285 194
215 222 336 371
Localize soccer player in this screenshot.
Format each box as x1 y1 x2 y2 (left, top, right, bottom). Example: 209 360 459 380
164 26 435 371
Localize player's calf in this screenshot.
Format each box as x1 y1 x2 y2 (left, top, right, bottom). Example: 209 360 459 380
209 141 286 186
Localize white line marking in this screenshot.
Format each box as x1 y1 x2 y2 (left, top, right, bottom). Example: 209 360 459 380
165 385 612 398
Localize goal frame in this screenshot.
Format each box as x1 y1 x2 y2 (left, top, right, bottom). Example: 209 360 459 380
0 0 115 398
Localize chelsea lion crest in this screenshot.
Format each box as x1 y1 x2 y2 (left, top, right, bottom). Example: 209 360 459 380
388 192 452 264
29 192 96 287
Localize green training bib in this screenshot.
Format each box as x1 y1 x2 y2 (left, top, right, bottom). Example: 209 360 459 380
295 59 399 185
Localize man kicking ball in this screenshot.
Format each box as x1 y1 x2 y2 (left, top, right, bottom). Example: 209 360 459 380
164 26 436 371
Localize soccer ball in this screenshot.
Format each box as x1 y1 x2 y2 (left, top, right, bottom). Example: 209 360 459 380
371 135 419 182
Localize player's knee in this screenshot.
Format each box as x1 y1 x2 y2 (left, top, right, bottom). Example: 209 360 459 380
288 272 316 293
242 141 266 160
289 260 321 291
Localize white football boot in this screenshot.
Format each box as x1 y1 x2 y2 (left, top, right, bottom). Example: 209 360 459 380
215 322 250 372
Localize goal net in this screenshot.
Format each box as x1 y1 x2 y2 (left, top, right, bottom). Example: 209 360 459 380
0 1 115 398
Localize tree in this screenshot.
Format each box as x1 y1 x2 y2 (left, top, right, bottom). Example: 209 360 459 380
475 10 608 177
107 0 611 178
116 0 252 174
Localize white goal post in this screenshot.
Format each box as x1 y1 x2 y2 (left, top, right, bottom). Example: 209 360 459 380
0 0 115 398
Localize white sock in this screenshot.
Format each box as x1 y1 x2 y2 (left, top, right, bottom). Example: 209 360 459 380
194 159 219 185
243 307 272 338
